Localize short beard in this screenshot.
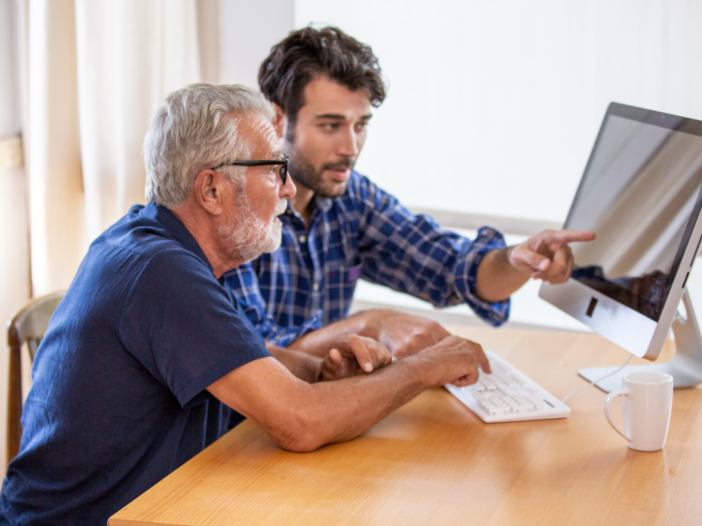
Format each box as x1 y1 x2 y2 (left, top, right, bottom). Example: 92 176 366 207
286 145 355 198
218 192 284 263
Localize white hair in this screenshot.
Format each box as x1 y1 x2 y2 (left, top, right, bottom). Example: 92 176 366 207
143 83 275 208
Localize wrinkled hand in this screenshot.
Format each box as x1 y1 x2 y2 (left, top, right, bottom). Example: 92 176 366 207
509 229 595 284
360 310 451 358
319 334 393 382
419 335 491 387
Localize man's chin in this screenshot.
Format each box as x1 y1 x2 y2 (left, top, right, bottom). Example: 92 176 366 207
261 226 283 254
262 238 282 255
316 180 349 198
225 222 282 262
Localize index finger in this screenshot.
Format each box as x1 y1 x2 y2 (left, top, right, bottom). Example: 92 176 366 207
543 229 595 246
470 341 491 375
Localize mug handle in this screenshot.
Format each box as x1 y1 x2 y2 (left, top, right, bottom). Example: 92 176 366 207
604 389 631 442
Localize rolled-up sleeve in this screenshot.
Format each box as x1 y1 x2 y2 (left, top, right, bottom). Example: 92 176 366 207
356 177 510 327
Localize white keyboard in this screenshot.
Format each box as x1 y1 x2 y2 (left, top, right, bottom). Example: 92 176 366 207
445 350 571 423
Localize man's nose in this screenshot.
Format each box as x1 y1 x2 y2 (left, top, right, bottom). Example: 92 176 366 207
280 173 296 199
337 127 360 158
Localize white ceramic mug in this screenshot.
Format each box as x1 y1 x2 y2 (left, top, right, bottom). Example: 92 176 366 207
603 371 673 452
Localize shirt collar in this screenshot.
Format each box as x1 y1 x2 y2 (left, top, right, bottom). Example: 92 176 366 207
284 194 333 221
314 194 333 212
143 202 215 274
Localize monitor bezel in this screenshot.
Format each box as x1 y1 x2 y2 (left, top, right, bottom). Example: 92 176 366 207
540 102 702 360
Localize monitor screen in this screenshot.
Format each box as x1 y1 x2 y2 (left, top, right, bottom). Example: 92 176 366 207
565 105 702 322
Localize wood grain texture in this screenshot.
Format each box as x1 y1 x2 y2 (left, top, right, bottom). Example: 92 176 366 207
109 328 702 526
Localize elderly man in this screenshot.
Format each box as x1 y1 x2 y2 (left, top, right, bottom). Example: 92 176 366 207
0 84 489 525
224 27 594 357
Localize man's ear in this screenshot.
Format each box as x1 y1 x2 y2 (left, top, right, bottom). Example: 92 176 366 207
271 102 287 139
194 169 224 216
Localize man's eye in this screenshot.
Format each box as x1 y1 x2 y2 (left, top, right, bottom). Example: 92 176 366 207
322 123 339 130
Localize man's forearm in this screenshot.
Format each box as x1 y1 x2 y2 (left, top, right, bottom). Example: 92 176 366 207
476 229 594 301
209 336 484 453
212 354 433 453
266 344 321 383
291 356 431 448
287 309 451 359
286 312 369 357
475 247 531 303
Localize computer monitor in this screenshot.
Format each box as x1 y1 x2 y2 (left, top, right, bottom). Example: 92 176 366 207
539 102 702 392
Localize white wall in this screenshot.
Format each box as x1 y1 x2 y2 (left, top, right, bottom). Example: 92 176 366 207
295 0 702 330
218 0 294 88
295 0 702 223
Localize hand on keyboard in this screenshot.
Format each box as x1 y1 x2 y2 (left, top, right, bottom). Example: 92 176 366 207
445 350 571 423
418 335 491 387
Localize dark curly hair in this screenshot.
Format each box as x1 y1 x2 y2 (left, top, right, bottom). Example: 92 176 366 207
259 26 386 128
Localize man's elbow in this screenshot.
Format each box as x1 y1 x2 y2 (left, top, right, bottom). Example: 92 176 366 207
267 414 332 453
277 434 322 453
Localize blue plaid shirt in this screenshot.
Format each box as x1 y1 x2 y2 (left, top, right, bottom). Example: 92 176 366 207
223 172 510 346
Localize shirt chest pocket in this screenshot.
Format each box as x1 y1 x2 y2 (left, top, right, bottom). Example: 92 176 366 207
325 263 362 287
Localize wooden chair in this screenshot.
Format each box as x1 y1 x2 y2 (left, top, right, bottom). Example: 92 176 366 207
6 291 65 467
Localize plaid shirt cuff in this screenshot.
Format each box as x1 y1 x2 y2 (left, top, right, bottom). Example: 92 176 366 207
456 226 511 327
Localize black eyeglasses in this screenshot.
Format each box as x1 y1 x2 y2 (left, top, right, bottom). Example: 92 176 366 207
210 155 289 185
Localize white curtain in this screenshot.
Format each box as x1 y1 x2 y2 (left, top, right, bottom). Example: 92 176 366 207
75 0 204 246
22 0 85 298
19 0 218 298
0 0 31 475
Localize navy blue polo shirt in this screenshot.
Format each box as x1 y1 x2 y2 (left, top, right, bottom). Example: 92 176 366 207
0 203 270 526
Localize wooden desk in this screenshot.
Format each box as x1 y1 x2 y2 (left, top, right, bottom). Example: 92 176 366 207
110 328 702 526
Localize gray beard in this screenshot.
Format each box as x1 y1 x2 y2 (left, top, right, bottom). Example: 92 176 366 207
218 195 283 262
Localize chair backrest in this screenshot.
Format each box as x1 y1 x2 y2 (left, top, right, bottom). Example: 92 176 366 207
6 291 65 468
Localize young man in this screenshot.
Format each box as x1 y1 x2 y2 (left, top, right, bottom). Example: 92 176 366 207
224 27 593 357
0 84 489 525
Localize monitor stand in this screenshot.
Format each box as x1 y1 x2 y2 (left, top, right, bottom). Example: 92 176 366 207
578 289 702 393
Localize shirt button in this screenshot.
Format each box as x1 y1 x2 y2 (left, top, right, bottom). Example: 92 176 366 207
313 283 319 291
299 235 306 243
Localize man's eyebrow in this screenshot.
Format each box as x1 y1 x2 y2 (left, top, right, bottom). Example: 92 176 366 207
315 113 346 120
314 113 374 121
